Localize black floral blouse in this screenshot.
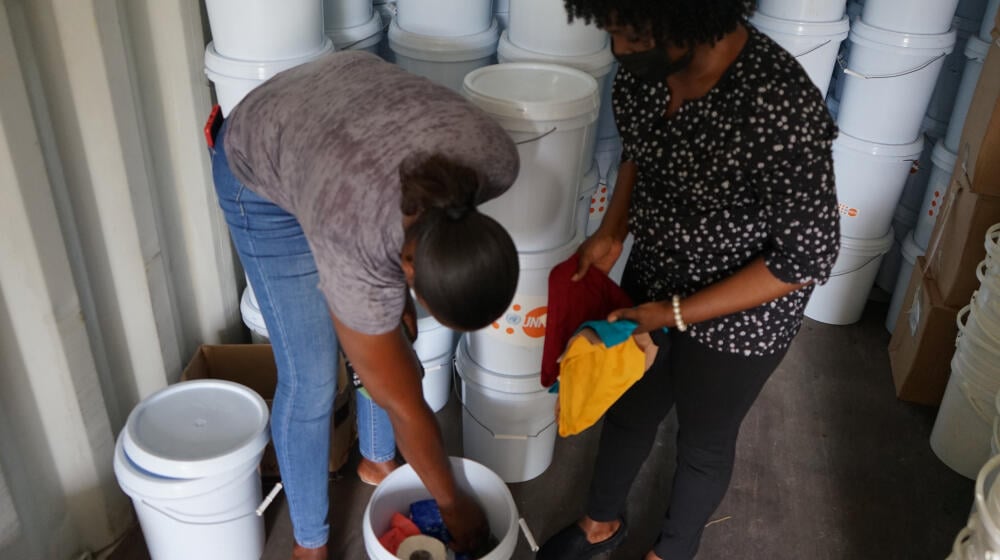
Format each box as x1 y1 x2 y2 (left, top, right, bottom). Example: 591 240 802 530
616 25 841 357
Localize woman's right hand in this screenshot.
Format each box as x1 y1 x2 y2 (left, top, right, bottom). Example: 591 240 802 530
572 232 623 281
440 491 492 555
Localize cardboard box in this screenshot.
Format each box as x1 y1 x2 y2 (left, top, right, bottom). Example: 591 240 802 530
889 257 960 405
182 344 356 477
924 172 1000 307
955 35 1000 196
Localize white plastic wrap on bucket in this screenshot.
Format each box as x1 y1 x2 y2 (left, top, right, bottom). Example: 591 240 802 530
464 233 581 375
204 40 335 117
804 229 895 325
421 353 453 412
363 457 520 559
983 0 1000 40
862 0 961 34
496 31 618 144
914 141 958 249
925 16 979 124
395 0 493 37
456 340 557 483
464 63 599 252
595 136 622 183
204 0 326 61
578 160 600 238
324 0 373 30
756 0 848 22
750 13 850 97
946 36 991 153
389 18 499 92
838 21 955 144
885 231 925 332
507 0 608 57
327 10 383 54
897 137 936 216
832 133 923 239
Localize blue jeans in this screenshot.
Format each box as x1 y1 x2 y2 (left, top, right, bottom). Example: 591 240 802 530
211 121 396 547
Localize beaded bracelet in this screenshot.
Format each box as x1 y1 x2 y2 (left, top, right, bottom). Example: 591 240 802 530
672 295 688 332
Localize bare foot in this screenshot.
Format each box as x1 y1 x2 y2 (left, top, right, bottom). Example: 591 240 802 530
291 543 327 560
577 516 622 544
644 552 664 560
357 457 400 486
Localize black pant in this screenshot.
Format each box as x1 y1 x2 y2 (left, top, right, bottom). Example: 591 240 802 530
586 328 786 559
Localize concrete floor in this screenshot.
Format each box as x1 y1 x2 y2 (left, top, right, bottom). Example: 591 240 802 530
112 300 974 559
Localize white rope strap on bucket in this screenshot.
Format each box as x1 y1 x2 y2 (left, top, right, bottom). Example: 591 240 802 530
792 39 832 58
837 52 948 79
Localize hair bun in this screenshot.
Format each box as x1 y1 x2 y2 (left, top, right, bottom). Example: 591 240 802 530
444 205 473 221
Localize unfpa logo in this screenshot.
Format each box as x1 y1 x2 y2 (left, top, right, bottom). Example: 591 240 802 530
522 307 547 338
838 203 858 218
492 303 548 339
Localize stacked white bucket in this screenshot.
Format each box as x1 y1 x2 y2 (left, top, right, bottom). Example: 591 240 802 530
459 56 601 482
325 0 384 55
931 224 1000 480
945 454 1000 559
203 0 334 116
113 380 271 560
804 0 963 325
388 0 499 92
884 7 994 332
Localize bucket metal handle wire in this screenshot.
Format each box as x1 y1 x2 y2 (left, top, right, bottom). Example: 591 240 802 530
452 362 556 440
826 253 886 279
515 127 558 146
837 52 947 79
792 39 832 58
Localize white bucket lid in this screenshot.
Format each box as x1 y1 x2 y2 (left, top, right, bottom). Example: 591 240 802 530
204 39 335 81
463 63 600 129
965 35 992 62
833 131 924 160
518 229 584 270
840 228 895 256
455 338 545 394
122 380 270 479
849 19 956 53
901 230 925 263
388 18 499 62
931 140 959 173
750 12 850 39
496 31 615 77
327 11 383 50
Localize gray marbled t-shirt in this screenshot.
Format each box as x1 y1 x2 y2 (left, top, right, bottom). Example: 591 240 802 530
224 51 519 334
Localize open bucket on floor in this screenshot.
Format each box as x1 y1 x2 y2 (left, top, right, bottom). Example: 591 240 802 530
362 457 522 559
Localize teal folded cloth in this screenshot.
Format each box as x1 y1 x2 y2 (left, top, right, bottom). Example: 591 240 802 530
578 319 639 347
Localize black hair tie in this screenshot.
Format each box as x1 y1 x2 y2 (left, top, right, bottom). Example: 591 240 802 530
444 205 473 221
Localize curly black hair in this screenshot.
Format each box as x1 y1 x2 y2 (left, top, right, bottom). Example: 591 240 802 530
562 0 754 48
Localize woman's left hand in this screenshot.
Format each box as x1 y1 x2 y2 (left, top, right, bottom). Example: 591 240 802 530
608 301 672 334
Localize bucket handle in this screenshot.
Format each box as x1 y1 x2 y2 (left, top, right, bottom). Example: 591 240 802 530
452 364 556 440
792 39 832 59
138 498 260 526
826 253 884 279
959 379 995 425
837 52 947 80
515 127 558 146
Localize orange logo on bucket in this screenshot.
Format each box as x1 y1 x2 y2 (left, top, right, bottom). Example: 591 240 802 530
522 306 547 338
838 203 858 218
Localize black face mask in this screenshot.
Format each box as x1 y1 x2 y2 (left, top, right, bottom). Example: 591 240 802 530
615 47 694 86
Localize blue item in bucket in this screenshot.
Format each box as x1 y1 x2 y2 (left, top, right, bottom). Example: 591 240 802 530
410 499 451 543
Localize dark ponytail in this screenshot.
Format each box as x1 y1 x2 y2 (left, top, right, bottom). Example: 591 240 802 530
401 155 519 331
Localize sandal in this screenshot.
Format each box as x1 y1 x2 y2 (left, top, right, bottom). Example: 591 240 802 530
537 517 627 560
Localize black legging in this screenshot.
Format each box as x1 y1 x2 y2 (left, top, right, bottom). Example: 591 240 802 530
586 327 786 559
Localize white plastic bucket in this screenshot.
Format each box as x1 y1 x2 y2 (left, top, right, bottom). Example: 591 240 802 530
874 205 917 293
323 0 372 30
838 21 955 144
804 229 895 325
756 0 847 22
456 339 557 483
862 0 961 34
464 63 600 252
240 286 270 344
464 233 581 376
374 2 396 61
946 35 992 153
885 230 925 332
507 0 608 57
750 13 850 96
587 166 614 237
496 31 618 143
413 300 457 413
931 351 997 479
389 18 499 92
983 0 1000 40
925 16 979 124
974 456 1000 554
595 136 622 183
326 10 383 54
362 457 520 559
897 137 936 214
204 0 326 61
577 159 600 239
204 39 335 117
914 141 958 249
832 132 924 239
395 0 493 37
113 380 270 560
